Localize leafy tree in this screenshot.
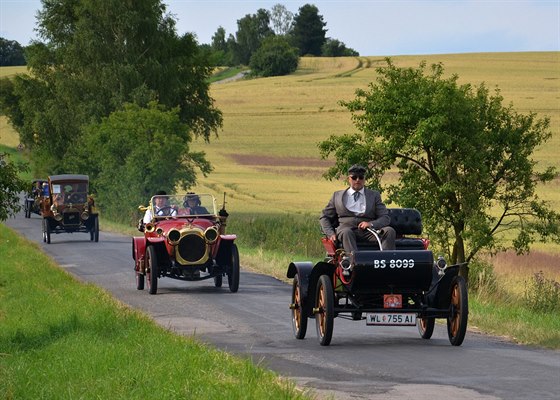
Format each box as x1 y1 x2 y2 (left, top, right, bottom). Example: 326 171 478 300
270 4 294 35
249 36 298 77
291 4 327 56
319 59 559 264
74 102 211 224
0 38 26 66
2 0 221 175
0 153 28 221
321 38 359 57
232 9 274 65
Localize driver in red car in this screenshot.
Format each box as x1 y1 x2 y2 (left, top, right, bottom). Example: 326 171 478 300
143 190 177 224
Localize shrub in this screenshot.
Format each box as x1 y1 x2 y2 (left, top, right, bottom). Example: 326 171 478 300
249 36 299 77
524 271 560 312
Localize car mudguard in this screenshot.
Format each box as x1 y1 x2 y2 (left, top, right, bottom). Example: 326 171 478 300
132 236 146 261
288 261 336 318
427 263 469 309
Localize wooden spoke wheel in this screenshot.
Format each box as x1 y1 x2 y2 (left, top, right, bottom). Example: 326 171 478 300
315 274 334 346
447 276 468 346
146 246 158 295
291 274 308 339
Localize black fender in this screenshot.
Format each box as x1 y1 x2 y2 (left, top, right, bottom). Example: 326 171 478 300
287 261 336 318
428 263 469 309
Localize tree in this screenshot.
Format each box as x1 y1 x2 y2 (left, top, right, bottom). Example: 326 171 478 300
0 38 26 66
0 153 28 221
319 59 559 264
1 0 222 175
291 4 327 56
74 102 212 224
232 9 274 65
270 4 294 36
249 36 298 77
321 38 359 57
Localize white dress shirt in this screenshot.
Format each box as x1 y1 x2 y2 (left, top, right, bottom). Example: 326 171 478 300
345 188 366 215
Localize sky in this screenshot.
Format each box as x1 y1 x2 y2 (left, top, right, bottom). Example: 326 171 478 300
1 0 559 56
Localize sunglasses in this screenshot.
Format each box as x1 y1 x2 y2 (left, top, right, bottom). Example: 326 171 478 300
350 175 365 180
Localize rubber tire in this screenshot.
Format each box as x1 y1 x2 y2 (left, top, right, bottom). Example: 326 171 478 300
447 276 468 346
25 201 31 218
214 274 223 288
417 317 435 339
136 269 145 290
43 218 51 244
315 274 334 346
227 243 240 293
291 274 308 339
146 246 158 295
93 215 99 242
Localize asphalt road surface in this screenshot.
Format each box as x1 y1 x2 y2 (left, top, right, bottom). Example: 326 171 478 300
6 213 560 400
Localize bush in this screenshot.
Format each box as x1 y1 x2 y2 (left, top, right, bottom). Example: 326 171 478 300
249 36 299 77
524 271 560 312
468 258 497 293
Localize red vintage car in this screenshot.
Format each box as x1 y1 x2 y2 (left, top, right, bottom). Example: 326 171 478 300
132 193 239 294
288 208 469 346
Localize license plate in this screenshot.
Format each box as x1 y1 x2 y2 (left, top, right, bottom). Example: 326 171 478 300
366 313 417 326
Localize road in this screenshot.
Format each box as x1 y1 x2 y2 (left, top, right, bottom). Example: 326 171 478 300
6 213 560 400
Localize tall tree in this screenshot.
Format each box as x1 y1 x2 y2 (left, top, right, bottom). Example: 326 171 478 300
291 4 327 56
270 4 294 36
319 59 559 264
233 9 274 65
0 38 26 66
2 0 221 175
75 102 211 224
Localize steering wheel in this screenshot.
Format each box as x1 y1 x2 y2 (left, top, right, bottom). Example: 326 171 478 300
69 193 84 203
156 206 175 217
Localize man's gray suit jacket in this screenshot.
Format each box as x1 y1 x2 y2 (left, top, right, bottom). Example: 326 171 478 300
319 188 390 237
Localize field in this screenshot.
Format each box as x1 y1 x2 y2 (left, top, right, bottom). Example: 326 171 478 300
2 53 559 346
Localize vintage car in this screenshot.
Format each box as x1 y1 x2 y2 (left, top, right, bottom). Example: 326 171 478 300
24 179 47 218
39 174 99 243
132 193 239 295
287 208 468 346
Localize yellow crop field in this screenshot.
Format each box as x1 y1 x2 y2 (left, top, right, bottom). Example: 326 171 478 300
190 52 559 219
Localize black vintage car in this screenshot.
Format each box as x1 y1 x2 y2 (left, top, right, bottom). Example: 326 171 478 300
24 179 47 218
40 174 99 243
288 208 468 346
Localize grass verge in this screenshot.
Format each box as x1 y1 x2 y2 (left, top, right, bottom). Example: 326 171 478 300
0 225 311 400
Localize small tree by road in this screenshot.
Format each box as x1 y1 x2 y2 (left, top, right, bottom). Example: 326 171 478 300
319 59 559 264
0 153 28 221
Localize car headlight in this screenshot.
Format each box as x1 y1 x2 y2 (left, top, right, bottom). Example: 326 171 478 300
167 229 181 245
204 227 219 244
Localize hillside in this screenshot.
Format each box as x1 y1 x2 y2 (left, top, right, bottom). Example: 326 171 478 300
188 52 559 221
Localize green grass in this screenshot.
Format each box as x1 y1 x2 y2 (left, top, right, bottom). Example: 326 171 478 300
0 226 310 400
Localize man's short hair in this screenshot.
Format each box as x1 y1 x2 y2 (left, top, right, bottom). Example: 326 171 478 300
348 164 366 175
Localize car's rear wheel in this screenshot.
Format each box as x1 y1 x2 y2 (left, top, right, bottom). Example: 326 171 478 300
214 274 222 287
447 276 468 346
146 246 158 295
25 201 31 218
417 317 435 339
42 218 51 244
227 243 240 293
291 274 308 339
315 274 334 346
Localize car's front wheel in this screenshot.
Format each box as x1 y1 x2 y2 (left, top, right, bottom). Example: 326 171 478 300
42 218 51 244
227 243 240 293
291 274 308 339
146 246 158 295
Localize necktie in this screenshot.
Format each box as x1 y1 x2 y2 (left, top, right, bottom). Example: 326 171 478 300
353 191 360 202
